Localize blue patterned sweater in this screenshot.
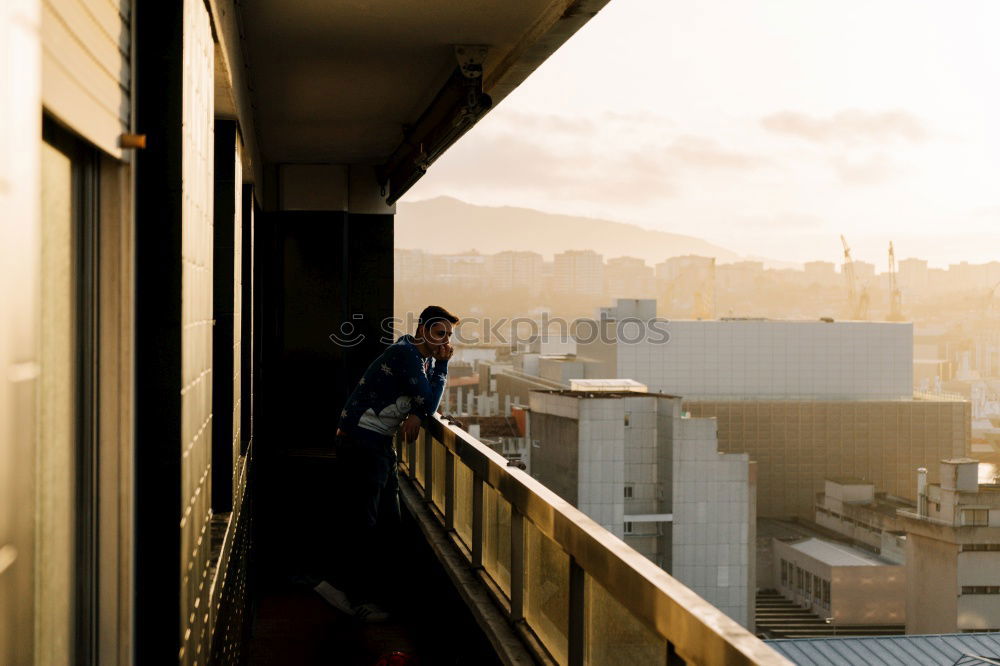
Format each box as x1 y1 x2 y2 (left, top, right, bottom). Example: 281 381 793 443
339 334 448 441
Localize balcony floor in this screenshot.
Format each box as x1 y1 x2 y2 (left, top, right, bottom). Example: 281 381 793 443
248 451 503 665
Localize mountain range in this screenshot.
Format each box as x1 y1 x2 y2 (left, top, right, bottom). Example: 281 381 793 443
396 197 791 267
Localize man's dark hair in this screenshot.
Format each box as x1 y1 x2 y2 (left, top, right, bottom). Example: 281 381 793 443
418 305 459 328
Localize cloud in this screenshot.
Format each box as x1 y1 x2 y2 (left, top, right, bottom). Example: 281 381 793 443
738 212 828 231
664 135 764 169
420 132 679 205
486 110 676 136
417 115 769 207
483 110 596 135
830 153 897 186
761 109 929 144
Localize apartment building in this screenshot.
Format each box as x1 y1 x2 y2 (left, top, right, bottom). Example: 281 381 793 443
605 256 655 298
553 249 605 294
528 387 756 628
489 250 544 293
900 459 1000 634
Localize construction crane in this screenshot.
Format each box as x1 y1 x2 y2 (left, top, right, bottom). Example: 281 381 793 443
841 235 869 320
887 241 904 321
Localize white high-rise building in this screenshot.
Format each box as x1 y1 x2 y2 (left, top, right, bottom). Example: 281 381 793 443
528 388 755 628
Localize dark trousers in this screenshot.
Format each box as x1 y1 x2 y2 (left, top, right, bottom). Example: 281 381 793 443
334 432 401 604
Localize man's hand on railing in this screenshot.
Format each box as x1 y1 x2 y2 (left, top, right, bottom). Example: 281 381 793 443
440 414 466 430
402 414 422 442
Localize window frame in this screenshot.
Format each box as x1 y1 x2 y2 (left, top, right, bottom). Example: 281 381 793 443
41 114 101 664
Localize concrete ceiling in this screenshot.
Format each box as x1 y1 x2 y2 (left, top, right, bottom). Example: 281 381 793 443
239 0 608 166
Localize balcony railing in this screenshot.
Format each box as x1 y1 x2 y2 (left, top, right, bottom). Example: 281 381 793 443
399 415 792 665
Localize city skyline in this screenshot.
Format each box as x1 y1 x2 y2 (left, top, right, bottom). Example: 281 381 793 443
397 195 998 272
406 0 1000 268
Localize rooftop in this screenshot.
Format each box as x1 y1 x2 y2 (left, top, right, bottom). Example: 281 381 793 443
788 538 894 567
568 378 648 392
826 477 872 486
767 632 1000 665
537 389 681 400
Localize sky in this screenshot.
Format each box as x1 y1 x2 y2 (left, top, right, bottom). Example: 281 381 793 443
406 0 1000 269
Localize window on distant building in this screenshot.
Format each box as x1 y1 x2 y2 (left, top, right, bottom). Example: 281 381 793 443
962 509 989 527
961 543 1000 552
822 580 831 606
813 574 822 601
624 522 633 535
961 586 1000 595
624 484 634 499
624 411 631 427
780 560 788 585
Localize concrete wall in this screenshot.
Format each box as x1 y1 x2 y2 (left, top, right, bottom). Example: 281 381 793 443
906 532 958 634
957 550 1000 630
687 399 970 519
832 566 905 625
0 3 42 661
528 410 580 506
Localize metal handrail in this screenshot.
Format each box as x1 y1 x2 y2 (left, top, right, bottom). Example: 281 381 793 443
402 414 792 665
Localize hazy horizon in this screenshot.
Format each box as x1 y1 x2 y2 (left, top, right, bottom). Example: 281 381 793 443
404 0 1000 269
399 195 999 271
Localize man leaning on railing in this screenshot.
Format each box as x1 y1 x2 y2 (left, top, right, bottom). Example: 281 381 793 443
314 305 457 622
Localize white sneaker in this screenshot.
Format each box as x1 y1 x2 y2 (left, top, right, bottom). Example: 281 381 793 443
353 602 390 623
313 580 355 616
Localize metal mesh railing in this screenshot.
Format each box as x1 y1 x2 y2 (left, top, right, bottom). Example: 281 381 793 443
399 415 792 666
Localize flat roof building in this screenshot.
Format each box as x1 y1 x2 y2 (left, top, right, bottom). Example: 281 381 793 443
774 537 905 627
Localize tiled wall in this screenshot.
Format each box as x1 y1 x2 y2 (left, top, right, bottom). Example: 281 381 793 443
529 392 754 626
623 396 658 517
671 416 752 628
179 0 214 661
231 145 243 508
577 399 625 537
687 399 970 519
616 320 913 400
